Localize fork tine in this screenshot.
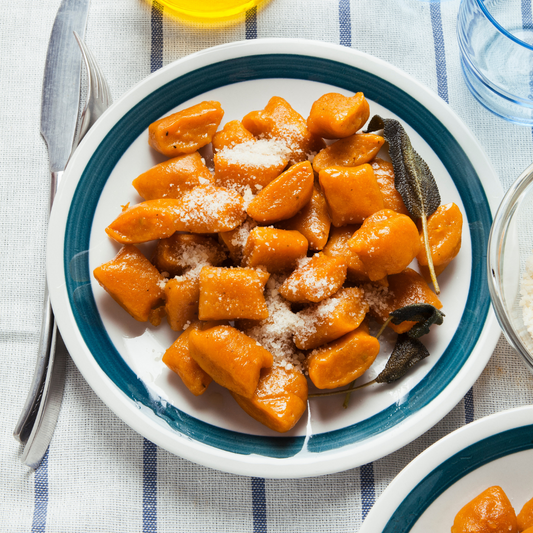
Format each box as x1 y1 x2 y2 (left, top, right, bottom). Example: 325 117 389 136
93 56 106 102
72 31 112 146
102 73 112 107
83 41 100 98
94 55 112 107
74 31 111 107
93 52 111 106
73 31 93 97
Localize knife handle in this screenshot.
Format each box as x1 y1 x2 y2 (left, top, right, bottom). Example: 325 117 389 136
13 286 55 443
13 169 63 443
21 321 67 469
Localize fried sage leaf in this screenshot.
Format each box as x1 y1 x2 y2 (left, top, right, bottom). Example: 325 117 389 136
311 333 432 402
375 303 445 340
389 303 445 339
311 304 442 404
374 334 430 384
367 115 440 219
366 115 441 294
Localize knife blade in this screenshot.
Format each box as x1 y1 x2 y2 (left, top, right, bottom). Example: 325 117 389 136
41 0 90 177
13 0 90 463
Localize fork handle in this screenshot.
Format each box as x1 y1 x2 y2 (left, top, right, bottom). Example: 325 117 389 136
50 170 62 205
13 287 55 443
13 170 63 443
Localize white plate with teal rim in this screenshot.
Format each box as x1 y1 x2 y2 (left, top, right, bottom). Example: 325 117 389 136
47 38 503 478
359 406 533 532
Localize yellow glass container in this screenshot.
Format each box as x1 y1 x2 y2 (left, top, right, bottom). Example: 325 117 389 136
158 0 266 20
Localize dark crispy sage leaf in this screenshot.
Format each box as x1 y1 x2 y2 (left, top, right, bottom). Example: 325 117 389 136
375 334 430 384
389 303 445 339
311 304 442 403
366 115 440 219
367 115 442 293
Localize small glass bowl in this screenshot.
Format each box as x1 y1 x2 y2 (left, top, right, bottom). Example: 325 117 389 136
488 162 533 373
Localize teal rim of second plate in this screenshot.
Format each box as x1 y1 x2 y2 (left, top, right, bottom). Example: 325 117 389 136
64 53 492 459
383 423 533 532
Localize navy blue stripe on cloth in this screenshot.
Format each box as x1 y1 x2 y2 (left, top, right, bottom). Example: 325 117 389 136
245 6 258 39
360 462 375 520
252 477 267 533
429 1 449 103
522 0 533 30
244 16 267 533
143 439 158 533
151 0 164 73
243 18 267 533
143 5 163 532
464 387 474 423
31 449 49 533
339 0 352 47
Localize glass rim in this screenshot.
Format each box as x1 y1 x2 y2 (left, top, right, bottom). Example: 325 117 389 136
476 0 533 52
487 162 533 371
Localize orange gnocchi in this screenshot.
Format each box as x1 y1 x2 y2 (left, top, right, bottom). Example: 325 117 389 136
94 94 460 433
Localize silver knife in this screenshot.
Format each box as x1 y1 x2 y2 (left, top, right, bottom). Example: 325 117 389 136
13 0 90 466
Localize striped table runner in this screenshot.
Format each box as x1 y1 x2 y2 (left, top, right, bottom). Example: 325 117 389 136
3 0 533 531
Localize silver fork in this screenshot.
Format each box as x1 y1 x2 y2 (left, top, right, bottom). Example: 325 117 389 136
73 31 112 147
14 34 112 468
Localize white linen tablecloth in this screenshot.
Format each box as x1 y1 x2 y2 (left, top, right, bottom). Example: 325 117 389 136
2 0 533 531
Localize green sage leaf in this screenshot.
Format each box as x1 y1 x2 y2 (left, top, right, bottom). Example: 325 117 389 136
366 115 441 219
374 334 430 384
389 303 445 339
367 115 442 293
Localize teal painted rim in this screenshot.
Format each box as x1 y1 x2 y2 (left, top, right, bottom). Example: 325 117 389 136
64 54 492 458
383 424 533 531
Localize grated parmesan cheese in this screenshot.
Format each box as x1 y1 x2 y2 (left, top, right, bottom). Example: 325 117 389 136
362 283 390 315
244 276 306 374
240 185 256 210
217 139 291 168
